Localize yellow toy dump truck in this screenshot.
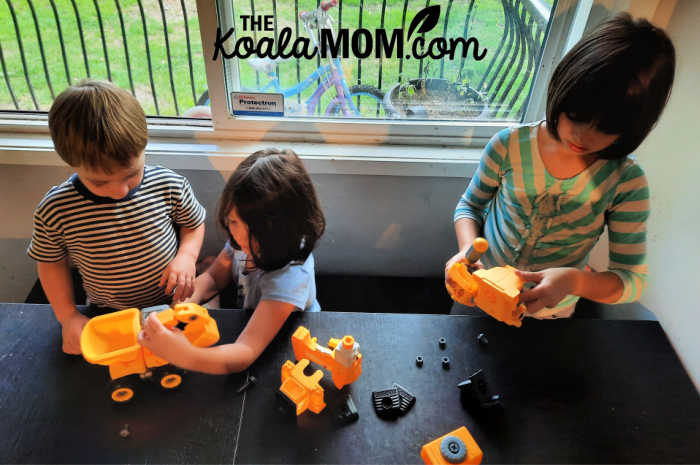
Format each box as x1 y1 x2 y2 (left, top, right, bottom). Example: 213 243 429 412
80 303 219 403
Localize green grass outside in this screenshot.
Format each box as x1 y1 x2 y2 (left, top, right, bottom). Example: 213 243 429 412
0 0 207 115
0 0 552 120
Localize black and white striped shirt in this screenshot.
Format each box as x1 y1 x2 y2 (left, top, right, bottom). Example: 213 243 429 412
27 165 206 309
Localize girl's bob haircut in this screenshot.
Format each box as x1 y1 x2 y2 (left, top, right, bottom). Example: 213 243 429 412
218 148 326 272
546 13 675 159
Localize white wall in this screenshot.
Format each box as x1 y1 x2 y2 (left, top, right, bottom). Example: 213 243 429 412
0 163 467 306
634 0 700 389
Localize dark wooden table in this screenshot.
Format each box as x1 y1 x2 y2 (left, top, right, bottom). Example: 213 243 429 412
1 303 699 464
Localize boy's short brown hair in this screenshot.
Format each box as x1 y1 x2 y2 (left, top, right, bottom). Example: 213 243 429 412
48 79 147 171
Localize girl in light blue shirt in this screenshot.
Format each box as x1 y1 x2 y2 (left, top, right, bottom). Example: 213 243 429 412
139 149 325 374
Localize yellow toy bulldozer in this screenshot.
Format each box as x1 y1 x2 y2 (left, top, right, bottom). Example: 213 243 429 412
446 238 528 327
80 303 219 403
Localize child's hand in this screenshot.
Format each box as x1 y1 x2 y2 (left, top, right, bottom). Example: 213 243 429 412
445 250 484 282
160 255 196 303
516 268 578 313
137 313 191 367
60 311 89 355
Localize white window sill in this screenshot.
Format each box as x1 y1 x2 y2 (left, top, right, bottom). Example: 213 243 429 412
0 123 482 178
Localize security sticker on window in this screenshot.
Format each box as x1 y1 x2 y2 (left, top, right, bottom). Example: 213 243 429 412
231 92 284 116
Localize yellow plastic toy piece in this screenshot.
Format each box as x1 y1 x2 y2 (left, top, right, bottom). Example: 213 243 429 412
280 359 326 415
81 303 220 388
446 239 527 327
290 326 362 390
421 426 483 465
279 326 362 415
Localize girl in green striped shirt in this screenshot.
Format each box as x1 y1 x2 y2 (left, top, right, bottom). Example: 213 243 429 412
447 14 676 319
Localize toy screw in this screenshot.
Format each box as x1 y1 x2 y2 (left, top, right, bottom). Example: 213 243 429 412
236 374 257 394
465 237 489 265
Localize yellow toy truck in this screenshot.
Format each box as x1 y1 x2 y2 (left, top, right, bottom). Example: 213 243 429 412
80 303 220 403
446 238 527 327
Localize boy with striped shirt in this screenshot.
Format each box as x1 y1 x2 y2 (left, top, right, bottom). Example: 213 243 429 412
27 80 205 354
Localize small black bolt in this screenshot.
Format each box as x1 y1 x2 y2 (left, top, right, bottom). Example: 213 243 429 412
442 356 450 369
439 337 447 349
477 333 488 346
236 374 257 393
416 355 424 367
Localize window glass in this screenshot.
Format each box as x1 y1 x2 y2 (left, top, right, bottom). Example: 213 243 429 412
214 0 556 122
0 0 209 118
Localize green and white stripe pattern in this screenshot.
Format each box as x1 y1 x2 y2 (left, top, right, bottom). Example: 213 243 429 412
455 123 649 313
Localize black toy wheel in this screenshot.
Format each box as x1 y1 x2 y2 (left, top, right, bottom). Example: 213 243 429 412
155 366 185 390
109 378 136 403
440 435 467 463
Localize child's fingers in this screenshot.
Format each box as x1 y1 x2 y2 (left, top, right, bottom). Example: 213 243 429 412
182 276 194 300
62 338 81 355
516 270 543 283
523 298 546 314
165 272 178 295
159 268 168 288
145 312 166 333
174 273 189 302
519 284 545 304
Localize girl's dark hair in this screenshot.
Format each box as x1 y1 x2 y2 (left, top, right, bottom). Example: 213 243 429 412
546 13 675 159
217 149 326 272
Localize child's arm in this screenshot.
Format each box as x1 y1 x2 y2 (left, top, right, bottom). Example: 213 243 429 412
138 300 295 374
517 163 650 313
37 259 88 354
517 268 624 313
188 248 234 304
445 218 483 276
160 223 205 303
447 130 508 279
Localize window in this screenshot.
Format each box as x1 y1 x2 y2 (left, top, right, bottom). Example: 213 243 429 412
0 0 209 119
215 0 549 121
1 0 585 147
202 0 579 145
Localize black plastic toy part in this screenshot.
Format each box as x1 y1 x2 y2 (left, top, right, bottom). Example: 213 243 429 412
236 373 257 394
457 369 501 408
393 383 416 414
372 388 401 417
336 394 359 424
442 356 450 369
372 383 416 417
416 355 424 367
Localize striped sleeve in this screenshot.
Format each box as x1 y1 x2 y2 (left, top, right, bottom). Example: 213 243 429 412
27 202 67 263
606 162 649 303
173 176 206 229
454 128 508 227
